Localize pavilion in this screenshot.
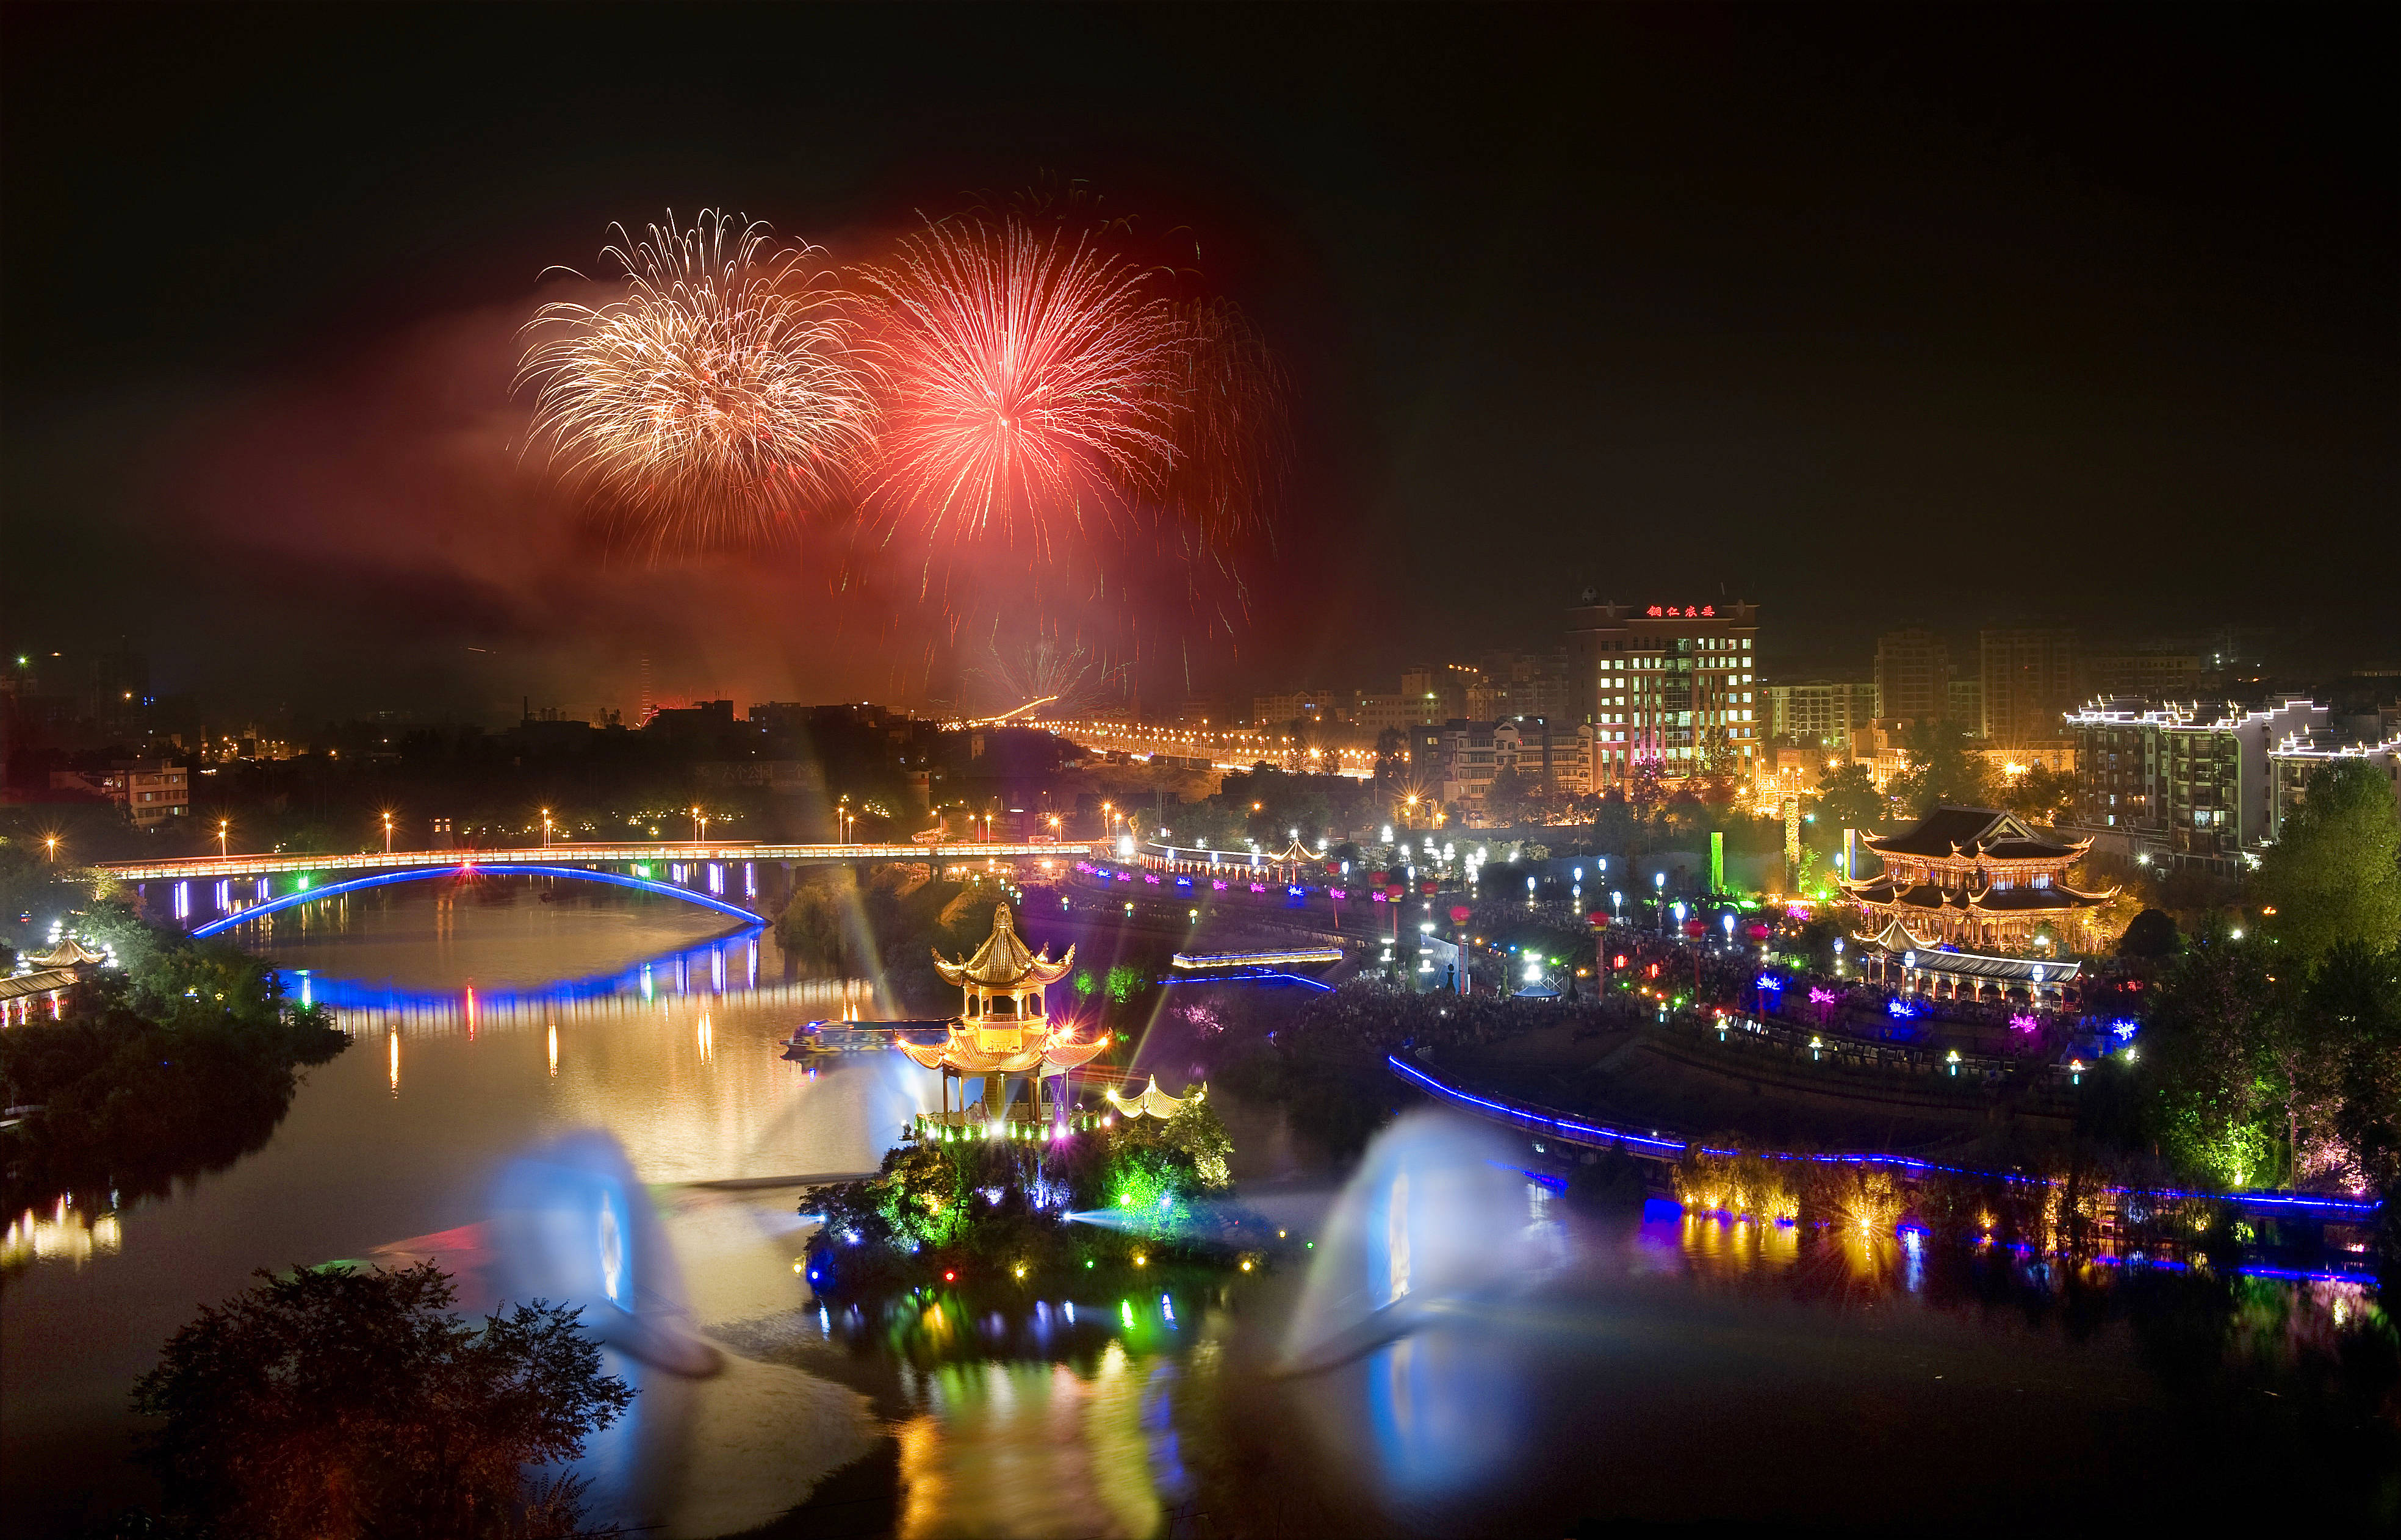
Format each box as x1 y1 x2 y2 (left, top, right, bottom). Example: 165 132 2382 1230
898 903 1110 1135
1840 805 2116 955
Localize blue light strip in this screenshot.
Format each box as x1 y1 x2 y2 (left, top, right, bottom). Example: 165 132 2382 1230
1386 1054 2382 1216
189 863 764 939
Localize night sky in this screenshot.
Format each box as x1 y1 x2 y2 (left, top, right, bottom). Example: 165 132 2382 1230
4 4 2392 720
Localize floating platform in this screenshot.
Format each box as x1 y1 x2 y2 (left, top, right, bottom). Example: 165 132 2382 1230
779 1021 951 1057
1170 947 1344 970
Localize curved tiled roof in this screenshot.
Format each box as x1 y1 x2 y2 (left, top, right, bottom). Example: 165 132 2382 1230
932 903 1075 988
1865 805 2084 862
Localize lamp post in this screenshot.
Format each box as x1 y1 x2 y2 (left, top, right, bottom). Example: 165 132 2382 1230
46 833 60 863
540 809 552 850
383 813 394 855
217 821 229 860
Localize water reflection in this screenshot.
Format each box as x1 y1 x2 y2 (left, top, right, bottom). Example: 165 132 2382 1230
1 1198 123 1269
891 1340 1193 1539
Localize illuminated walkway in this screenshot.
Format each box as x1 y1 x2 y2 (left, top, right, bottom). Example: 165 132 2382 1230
1388 1053 2381 1221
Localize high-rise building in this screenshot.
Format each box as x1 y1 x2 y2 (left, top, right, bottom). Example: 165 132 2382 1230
1979 628 2078 747
1766 680 1877 748
2086 650 2202 700
1874 627 1949 724
1948 677 1986 738
2268 729 2401 843
1566 598 1761 785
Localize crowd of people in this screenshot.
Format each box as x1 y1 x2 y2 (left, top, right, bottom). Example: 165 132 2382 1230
1282 978 1635 1059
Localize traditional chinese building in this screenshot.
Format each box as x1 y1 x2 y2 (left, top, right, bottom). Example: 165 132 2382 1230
1840 805 2116 955
896 903 1109 1131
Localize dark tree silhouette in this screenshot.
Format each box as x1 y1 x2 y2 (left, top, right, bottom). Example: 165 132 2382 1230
132 1262 632 1540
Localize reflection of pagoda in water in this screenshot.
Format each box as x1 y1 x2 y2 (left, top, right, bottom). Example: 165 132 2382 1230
897 904 1109 1132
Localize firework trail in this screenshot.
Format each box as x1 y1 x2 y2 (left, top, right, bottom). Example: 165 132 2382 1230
970 624 1129 719
517 210 879 551
857 215 1184 564
1161 297 1289 550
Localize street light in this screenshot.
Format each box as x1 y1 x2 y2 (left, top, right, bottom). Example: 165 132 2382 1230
539 809 552 850
383 813 394 855
217 820 229 859
45 833 60 862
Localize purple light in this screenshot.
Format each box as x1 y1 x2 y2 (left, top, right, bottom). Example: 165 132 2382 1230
1808 987 1838 1006
2009 1013 2038 1033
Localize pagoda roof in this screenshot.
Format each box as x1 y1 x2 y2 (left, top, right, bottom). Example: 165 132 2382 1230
1842 873 2115 913
891 1028 1109 1076
1104 1076 1201 1120
23 937 105 968
1865 806 2086 862
932 903 1074 988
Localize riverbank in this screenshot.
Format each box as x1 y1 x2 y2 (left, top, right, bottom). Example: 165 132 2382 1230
1 902 347 1237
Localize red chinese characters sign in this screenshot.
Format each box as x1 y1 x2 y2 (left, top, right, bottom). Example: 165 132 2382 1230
1643 605 1717 618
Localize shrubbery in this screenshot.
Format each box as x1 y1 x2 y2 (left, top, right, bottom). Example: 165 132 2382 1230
804 1098 1254 1294
0 900 348 1216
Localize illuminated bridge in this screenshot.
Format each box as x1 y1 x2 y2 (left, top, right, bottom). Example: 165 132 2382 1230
97 841 1089 936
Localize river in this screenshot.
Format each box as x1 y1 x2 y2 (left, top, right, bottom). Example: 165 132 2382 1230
4 878 2392 1534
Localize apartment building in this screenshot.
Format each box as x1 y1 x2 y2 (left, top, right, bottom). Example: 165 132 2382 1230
1766 680 1878 748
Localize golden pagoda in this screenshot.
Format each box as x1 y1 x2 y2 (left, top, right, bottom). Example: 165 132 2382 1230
899 903 1109 1130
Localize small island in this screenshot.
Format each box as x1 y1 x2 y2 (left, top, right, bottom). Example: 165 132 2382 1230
802 904 1263 1294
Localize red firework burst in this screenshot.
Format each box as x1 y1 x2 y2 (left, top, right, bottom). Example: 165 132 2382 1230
858 215 1183 560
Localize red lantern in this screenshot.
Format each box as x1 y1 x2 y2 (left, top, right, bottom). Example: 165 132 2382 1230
1387 884 1405 901
1586 911 1608 927
1449 905 1472 924
1746 923 1771 942
1612 954 1629 969
1682 918 1707 938
1419 880 1438 896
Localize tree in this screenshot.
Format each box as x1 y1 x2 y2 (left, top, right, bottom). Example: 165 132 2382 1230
2141 924 2279 1188
1885 721 1996 815
2117 907 2181 962
132 1262 632 1540
1485 766 1532 827
1816 761 1887 836
2255 758 2401 962
2001 764 2076 824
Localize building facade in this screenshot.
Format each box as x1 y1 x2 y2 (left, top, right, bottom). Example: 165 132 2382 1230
2064 697 2327 873
1566 599 1760 786
2266 730 2401 844
1978 628 2079 747
2086 650 2202 700
47 760 190 828
1767 680 1878 749
1874 627 1950 724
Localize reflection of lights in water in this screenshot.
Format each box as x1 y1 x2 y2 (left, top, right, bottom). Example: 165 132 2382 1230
697 1013 713 1062
465 985 478 1039
2 1198 123 1268
1386 1171 1411 1303
388 1029 400 1094
548 1023 559 1076
892 1342 1173 1540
